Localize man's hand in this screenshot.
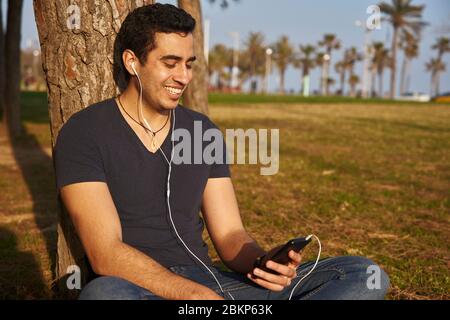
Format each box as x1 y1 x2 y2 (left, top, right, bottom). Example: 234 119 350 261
246 250 302 291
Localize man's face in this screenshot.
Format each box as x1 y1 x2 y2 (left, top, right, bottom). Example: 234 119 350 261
137 32 195 111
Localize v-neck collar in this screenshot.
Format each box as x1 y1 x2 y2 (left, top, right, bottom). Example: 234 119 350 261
111 97 176 156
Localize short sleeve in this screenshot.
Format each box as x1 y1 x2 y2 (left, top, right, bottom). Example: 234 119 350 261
206 118 231 179
53 116 106 191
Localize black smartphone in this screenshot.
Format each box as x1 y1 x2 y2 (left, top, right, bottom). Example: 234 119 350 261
253 237 312 274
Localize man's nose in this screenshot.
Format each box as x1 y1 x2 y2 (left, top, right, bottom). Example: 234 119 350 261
173 65 191 85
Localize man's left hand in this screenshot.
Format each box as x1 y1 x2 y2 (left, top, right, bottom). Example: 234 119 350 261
246 250 302 291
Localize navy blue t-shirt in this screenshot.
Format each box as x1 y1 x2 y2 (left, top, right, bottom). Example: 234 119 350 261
54 98 230 268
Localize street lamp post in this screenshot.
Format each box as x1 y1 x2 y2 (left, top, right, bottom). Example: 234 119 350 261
355 20 373 98
263 47 273 94
321 53 330 96
229 31 240 89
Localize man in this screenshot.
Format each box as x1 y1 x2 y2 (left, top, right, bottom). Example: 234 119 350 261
54 3 389 300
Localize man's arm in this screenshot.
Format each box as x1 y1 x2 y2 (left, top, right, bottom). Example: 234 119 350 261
60 181 223 300
201 177 266 274
201 177 301 291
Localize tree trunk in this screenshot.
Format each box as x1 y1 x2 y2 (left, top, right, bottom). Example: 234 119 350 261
322 60 329 96
279 69 285 95
301 68 309 96
400 55 407 96
435 71 441 96
33 0 154 296
177 0 209 115
350 81 356 97
4 0 23 138
405 60 411 93
389 26 398 99
370 69 376 97
0 0 5 116
340 69 345 95
319 65 324 95
430 72 436 97
430 71 436 97
378 71 383 98
300 70 304 95
348 69 357 97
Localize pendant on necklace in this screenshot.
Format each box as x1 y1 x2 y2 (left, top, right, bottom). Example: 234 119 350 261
150 134 158 152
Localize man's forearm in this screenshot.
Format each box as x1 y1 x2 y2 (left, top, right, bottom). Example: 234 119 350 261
219 231 266 274
97 241 222 300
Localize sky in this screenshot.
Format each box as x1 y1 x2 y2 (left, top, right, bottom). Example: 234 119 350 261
4 0 450 95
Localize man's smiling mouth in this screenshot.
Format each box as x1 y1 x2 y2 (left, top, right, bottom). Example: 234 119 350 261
164 86 183 95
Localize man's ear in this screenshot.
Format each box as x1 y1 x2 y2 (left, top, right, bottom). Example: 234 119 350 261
123 49 137 76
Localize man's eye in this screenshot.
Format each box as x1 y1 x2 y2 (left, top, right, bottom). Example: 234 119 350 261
165 63 176 68
186 64 193 69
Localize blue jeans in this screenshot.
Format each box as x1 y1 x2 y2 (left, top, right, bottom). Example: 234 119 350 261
78 256 389 300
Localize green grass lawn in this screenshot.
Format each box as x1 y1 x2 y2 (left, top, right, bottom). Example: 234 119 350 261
0 91 449 299
208 92 447 106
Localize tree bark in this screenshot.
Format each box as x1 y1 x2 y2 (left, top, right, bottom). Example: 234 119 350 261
33 0 154 296
4 0 23 138
178 0 209 115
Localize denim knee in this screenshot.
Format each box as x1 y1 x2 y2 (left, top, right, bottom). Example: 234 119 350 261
78 276 149 300
348 256 390 299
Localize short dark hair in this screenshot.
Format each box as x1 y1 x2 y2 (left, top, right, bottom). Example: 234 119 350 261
113 3 196 90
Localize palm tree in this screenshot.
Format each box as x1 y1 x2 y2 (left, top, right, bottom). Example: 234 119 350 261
334 60 346 95
293 45 316 95
273 36 294 94
344 47 363 96
399 31 419 95
318 34 341 96
237 49 252 90
243 32 266 93
208 44 232 90
371 42 391 97
348 74 360 97
315 52 325 94
369 53 378 97
425 58 445 97
432 37 450 60
431 37 450 95
327 77 336 95
342 47 363 95
378 0 427 99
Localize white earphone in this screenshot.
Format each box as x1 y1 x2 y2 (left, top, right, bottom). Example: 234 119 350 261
130 61 137 75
